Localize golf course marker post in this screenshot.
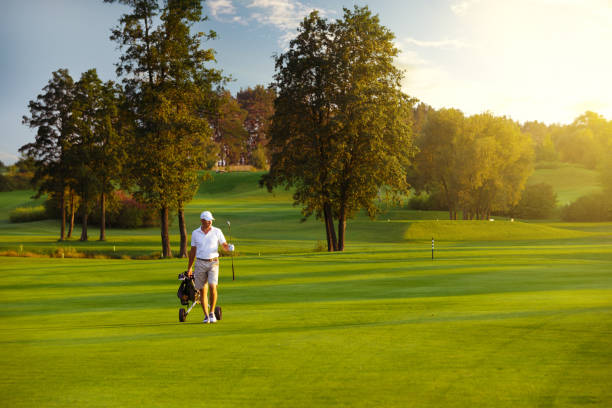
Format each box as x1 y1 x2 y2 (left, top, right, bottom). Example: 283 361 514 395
432 237 434 260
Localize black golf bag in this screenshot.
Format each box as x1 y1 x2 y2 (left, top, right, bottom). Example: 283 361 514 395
177 273 196 305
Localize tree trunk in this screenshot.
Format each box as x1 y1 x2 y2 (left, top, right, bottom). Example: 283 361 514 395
178 206 187 258
80 207 88 241
337 212 346 252
99 191 106 241
161 206 172 258
58 189 66 241
67 191 74 238
323 202 338 252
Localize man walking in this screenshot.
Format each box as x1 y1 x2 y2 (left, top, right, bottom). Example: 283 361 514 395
187 211 234 324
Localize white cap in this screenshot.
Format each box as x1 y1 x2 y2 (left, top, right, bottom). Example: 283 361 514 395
200 211 215 221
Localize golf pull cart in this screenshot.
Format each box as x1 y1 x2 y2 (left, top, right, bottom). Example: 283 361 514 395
177 272 222 322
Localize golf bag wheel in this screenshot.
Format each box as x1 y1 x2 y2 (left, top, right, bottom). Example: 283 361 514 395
214 306 222 321
179 308 186 322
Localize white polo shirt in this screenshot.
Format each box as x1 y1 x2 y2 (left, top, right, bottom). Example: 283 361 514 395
191 226 226 259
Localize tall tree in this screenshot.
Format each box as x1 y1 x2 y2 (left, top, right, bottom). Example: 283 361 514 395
264 7 416 251
263 11 340 251
70 69 124 241
213 90 248 166
236 85 275 165
322 6 416 250
107 0 221 257
95 81 124 241
412 108 467 219
20 69 76 240
460 114 533 219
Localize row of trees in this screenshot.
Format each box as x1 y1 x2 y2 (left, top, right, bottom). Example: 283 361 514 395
21 0 227 257
522 111 612 168
409 108 534 220
409 104 612 221
19 0 273 256
0 158 34 191
21 68 122 242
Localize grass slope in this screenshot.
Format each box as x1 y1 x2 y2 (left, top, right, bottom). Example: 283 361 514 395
528 163 602 205
404 220 594 241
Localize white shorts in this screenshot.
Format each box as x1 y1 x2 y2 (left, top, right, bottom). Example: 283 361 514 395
194 259 219 289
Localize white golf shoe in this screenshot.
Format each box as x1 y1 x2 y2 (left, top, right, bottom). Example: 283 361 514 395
209 312 217 323
202 314 210 324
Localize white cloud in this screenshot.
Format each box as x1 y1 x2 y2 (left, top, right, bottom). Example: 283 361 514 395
207 0 334 47
247 0 333 46
207 0 245 24
208 0 235 17
247 0 312 32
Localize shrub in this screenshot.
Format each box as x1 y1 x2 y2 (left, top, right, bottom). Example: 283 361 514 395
512 183 557 219
561 193 612 222
112 192 159 228
45 190 160 229
89 191 160 228
9 205 47 223
408 190 448 211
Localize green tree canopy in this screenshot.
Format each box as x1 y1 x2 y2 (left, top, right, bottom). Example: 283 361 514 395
20 68 76 240
413 110 534 219
263 6 416 251
214 90 248 166
237 85 275 165
69 69 123 241
107 0 222 257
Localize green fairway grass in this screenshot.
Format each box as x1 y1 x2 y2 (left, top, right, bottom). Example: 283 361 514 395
1 172 611 407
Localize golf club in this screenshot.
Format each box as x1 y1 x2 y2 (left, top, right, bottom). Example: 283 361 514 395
227 220 235 280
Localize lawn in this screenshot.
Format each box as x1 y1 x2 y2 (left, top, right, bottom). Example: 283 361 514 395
1 172 611 407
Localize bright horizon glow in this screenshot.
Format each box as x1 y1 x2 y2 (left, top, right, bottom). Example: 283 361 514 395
396 0 612 125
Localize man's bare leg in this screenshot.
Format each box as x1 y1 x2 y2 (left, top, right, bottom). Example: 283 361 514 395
209 284 218 316
201 283 210 317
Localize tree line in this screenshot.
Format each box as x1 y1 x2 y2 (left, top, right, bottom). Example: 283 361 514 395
14 2 612 254
18 0 272 257
409 105 612 221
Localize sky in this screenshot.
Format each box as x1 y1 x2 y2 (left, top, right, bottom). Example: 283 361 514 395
1 0 611 164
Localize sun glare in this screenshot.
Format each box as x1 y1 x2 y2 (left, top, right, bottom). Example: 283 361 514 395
398 0 612 124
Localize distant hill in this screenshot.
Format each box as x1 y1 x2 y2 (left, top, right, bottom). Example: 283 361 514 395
527 163 602 206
